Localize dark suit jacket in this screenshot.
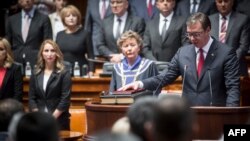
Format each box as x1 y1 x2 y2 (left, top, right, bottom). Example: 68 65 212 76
209 12 250 76
129 0 159 21
0 63 23 101
97 13 145 56
28 69 71 128
5 9 52 66
84 0 112 55
175 0 217 19
142 14 187 62
143 39 240 106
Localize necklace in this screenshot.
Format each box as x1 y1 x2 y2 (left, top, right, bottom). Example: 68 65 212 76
120 59 144 87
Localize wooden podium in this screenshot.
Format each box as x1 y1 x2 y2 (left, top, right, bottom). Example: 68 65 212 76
84 102 250 140
192 106 250 139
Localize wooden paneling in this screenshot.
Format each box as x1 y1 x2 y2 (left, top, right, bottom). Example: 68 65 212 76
84 102 250 140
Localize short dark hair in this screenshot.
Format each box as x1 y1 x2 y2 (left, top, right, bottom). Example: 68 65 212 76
186 12 211 31
127 96 157 141
11 112 59 141
0 99 24 131
153 95 194 141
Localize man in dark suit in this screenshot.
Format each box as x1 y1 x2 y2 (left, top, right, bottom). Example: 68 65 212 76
209 0 250 76
96 0 145 63
142 0 186 62
5 0 52 67
119 12 240 107
84 0 112 56
129 0 159 21
175 0 217 19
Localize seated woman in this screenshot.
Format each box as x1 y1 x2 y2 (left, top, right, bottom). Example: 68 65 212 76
0 37 23 101
109 30 158 92
28 39 72 130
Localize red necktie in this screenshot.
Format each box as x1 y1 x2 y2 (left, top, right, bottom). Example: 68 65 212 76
197 49 204 77
219 16 227 43
148 0 153 17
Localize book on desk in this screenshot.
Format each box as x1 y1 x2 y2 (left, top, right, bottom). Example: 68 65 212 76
100 89 152 104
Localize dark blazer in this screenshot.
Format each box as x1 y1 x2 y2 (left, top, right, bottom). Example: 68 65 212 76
209 12 250 76
29 69 71 129
129 0 159 21
175 0 217 19
142 14 187 62
143 39 240 106
97 13 145 56
5 9 52 66
84 0 112 55
0 63 23 101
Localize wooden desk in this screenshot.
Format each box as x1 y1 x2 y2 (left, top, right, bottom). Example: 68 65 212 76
23 76 250 108
192 106 250 139
60 130 83 141
23 77 182 109
84 102 250 140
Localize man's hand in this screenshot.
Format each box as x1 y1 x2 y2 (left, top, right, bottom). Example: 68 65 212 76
109 54 123 63
118 81 142 91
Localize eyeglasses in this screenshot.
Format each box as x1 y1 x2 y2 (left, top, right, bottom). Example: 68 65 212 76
110 0 124 6
186 31 204 38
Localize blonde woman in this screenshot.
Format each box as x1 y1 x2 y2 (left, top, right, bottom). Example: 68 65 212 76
0 38 23 101
109 31 158 92
29 39 71 130
56 5 94 76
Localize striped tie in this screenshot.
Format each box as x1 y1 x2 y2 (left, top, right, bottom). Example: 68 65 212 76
219 16 227 43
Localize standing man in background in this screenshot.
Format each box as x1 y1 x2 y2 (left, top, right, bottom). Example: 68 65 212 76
175 0 217 19
209 0 250 76
96 0 145 63
129 0 159 22
142 0 187 62
84 0 112 56
5 0 52 67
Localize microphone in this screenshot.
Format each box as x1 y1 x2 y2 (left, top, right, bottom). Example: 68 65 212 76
181 65 188 96
208 68 213 106
153 64 169 97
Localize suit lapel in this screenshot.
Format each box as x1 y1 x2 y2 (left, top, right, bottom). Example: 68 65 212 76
152 16 161 42
106 16 116 40
162 15 177 43
124 14 133 33
226 12 235 42
45 72 57 96
188 46 198 81
37 72 46 97
93 0 102 19
212 14 220 39
17 13 25 44
25 10 39 43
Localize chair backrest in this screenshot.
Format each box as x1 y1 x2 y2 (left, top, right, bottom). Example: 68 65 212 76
154 61 170 73
100 62 114 77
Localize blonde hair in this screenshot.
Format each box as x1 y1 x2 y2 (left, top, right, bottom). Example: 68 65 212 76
35 39 64 74
60 5 82 27
117 30 143 50
0 37 14 68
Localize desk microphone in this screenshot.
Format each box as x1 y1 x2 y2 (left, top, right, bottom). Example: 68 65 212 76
181 65 188 96
208 68 213 106
153 67 169 97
